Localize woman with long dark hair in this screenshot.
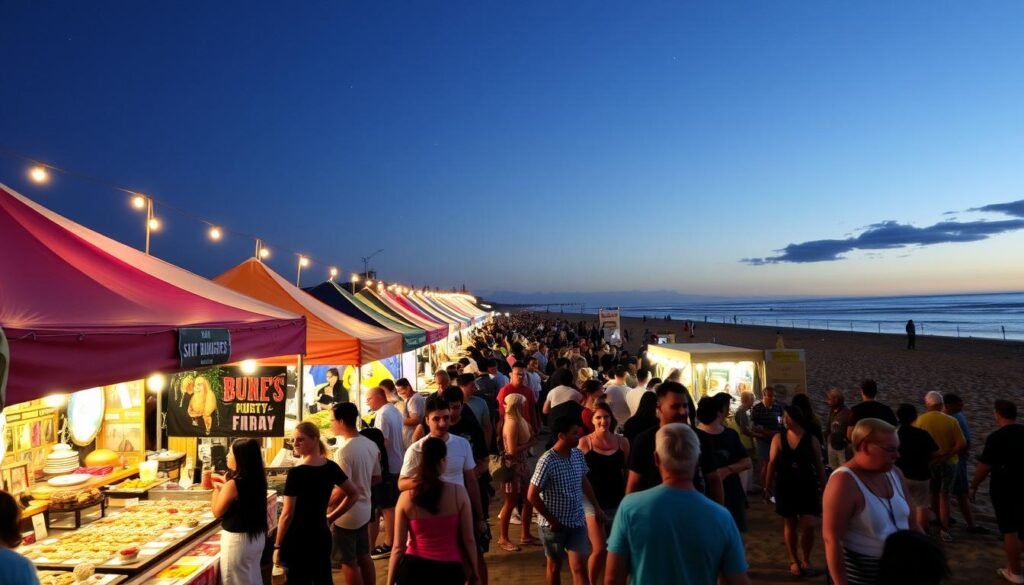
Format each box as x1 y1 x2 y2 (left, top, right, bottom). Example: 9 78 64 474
387 437 479 585
212 438 269 585
765 405 826 577
274 422 361 585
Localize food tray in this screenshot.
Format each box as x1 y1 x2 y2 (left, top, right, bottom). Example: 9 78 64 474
37 570 126 585
101 478 170 497
23 501 219 575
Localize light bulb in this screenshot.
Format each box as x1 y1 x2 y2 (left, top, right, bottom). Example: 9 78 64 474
240 359 258 375
29 166 49 184
132 195 146 209
329 267 338 278
299 256 310 268
208 226 222 241
259 247 271 259
148 217 161 231
146 373 166 393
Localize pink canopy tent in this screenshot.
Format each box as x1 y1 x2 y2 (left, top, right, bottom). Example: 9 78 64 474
0 183 307 408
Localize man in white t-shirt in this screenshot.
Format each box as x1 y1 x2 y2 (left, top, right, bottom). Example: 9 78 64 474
626 368 653 417
330 403 381 584
399 394 489 583
367 386 404 559
603 365 633 430
395 378 425 449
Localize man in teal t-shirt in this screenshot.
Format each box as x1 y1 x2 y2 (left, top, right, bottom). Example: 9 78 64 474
607 423 750 585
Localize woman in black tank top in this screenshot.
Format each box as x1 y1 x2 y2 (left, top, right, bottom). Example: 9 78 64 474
579 403 630 585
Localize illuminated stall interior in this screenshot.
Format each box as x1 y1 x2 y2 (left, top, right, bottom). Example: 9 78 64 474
645 343 765 405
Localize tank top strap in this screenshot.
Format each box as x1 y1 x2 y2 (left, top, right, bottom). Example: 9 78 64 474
886 471 904 499
835 466 869 494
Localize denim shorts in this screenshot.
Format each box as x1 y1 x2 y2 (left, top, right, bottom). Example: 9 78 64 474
539 524 590 559
331 522 369 566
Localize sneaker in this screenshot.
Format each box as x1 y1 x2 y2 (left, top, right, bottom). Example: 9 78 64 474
509 510 522 525
940 530 953 543
370 544 392 560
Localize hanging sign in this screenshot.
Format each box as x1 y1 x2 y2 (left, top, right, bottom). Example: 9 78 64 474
178 328 232 368
166 366 287 437
599 307 621 345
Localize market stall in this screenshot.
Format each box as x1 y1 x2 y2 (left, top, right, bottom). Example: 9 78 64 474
645 343 766 404
305 281 435 392
214 258 403 423
1 183 310 584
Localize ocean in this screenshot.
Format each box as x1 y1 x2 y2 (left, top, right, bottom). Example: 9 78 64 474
604 292 1024 342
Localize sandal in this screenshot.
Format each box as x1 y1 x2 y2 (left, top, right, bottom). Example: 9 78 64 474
519 536 541 546
789 562 804 577
498 540 521 552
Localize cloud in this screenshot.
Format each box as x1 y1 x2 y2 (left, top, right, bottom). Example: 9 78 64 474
742 199 1024 265
968 200 1024 218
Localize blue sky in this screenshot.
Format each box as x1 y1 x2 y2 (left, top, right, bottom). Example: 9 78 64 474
2 1 1023 300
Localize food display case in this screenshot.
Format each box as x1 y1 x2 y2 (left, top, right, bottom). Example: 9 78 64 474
21 501 219 577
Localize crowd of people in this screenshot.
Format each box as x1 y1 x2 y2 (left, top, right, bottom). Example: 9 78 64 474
2 313 1023 585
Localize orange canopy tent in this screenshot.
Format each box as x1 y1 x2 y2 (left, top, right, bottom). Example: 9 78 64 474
215 259 402 365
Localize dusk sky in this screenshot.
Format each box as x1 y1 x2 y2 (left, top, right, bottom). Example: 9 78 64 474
3 2 1023 301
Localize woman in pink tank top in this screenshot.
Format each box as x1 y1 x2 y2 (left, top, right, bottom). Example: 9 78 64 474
386 437 479 585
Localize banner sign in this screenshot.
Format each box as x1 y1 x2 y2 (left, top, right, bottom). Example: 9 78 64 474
764 349 807 402
178 328 231 369
599 307 621 345
167 366 286 437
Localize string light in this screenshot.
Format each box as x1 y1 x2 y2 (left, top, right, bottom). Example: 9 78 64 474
29 166 49 184
6 153 480 299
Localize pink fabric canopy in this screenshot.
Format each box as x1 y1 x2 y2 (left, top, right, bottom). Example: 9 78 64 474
0 183 306 407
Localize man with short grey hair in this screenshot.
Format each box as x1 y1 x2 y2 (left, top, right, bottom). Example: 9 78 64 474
607 423 750 585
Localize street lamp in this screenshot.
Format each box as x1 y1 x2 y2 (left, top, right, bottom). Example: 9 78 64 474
297 256 310 287
131 194 159 255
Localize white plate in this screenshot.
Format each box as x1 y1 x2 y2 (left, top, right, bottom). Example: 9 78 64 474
47 473 93 487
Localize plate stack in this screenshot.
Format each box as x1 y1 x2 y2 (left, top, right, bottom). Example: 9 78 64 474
43 444 80 475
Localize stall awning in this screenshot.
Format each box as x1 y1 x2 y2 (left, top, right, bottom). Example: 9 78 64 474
425 294 485 324
356 289 448 343
388 292 460 332
214 260 402 365
403 293 468 330
414 294 473 327
0 183 307 408
647 343 764 363
305 281 428 352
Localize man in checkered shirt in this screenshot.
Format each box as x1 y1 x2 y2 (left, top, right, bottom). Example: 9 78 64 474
528 415 604 585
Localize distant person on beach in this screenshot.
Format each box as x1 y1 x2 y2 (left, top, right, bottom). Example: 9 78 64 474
906 320 916 350
823 418 914 585
943 393 986 534
970 400 1024 585
914 391 965 543
894 403 938 529
827 388 853 469
606 424 751 585
847 380 898 440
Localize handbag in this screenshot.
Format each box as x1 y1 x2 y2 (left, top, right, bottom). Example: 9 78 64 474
488 440 516 483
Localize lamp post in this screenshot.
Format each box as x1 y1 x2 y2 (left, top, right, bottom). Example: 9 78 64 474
296 256 309 287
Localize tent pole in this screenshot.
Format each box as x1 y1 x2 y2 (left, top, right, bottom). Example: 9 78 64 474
296 354 304 420
155 385 162 452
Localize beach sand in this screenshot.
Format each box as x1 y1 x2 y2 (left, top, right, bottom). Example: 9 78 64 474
356 312 1024 584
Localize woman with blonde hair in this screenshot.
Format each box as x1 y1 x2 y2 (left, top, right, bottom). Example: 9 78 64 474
497 393 538 551
823 418 915 585
274 422 361 585
575 367 595 392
